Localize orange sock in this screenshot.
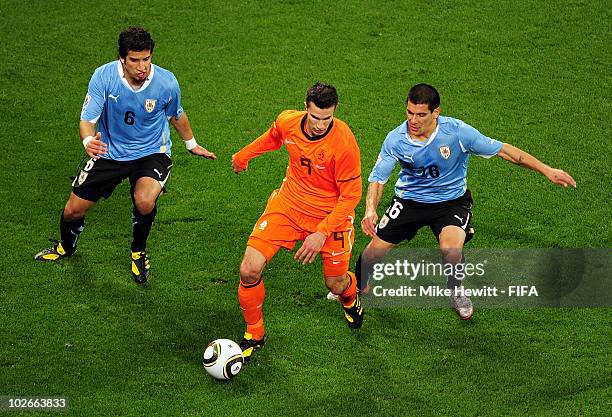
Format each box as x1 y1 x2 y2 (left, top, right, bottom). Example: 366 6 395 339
339 271 357 307
238 277 266 340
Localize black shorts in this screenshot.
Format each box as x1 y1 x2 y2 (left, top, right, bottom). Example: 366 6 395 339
375 190 474 245
72 153 172 202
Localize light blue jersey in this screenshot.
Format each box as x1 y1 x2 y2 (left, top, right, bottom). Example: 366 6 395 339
368 116 503 203
80 61 183 161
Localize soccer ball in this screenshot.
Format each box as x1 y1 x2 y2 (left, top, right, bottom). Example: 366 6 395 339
202 339 244 380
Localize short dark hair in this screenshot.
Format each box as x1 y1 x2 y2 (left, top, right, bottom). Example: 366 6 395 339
118 27 155 58
306 82 338 109
407 84 440 112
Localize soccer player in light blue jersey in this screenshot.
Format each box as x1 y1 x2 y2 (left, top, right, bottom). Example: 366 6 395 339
354 84 576 319
35 27 216 284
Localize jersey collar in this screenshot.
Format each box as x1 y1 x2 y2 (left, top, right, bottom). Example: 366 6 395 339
116 60 155 93
300 114 334 141
404 121 439 147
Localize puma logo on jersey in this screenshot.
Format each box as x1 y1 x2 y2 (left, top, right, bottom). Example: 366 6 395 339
404 154 414 163
82 94 92 111
109 94 120 102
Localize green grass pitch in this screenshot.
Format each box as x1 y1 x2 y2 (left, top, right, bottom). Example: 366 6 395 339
1 1 610 416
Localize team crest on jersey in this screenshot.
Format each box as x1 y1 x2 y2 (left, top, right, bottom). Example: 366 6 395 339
439 145 451 159
316 148 326 161
144 99 157 113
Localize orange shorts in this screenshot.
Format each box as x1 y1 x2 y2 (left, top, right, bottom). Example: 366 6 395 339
247 190 355 277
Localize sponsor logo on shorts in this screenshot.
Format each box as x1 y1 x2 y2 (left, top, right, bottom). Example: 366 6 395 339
378 214 390 229
331 250 346 257
77 170 88 185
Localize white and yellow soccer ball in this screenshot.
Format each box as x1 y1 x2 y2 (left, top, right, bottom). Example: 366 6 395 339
202 339 244 380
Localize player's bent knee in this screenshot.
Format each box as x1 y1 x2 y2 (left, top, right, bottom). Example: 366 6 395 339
439 226 466 249
239 260 263 285
440 247 463 264
63 200 89 221
240 246 267 284
362 245 389 264
63 206 83 221
324 274 348 295
363 236 394 261
361 246 379 264
134 198 156 216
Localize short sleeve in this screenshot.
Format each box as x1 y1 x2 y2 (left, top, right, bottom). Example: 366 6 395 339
458 122 503 159
80 68 106 123
164 75 184 120
367 134 399 184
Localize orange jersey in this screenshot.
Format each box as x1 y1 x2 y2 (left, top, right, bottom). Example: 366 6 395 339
233 110 362 236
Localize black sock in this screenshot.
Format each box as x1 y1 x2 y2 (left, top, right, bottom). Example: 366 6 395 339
60 213 84 254
131 205 157 252
446 253 466 293
355 252 376 292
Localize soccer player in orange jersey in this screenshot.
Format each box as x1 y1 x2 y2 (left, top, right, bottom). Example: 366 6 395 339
231 82 363 362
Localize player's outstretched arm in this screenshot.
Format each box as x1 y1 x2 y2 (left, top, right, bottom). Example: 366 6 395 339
231 156 247 174
231 123 284 174
170 113 217 160
361 182 385 237
79 121 106 160
497 143 576 188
